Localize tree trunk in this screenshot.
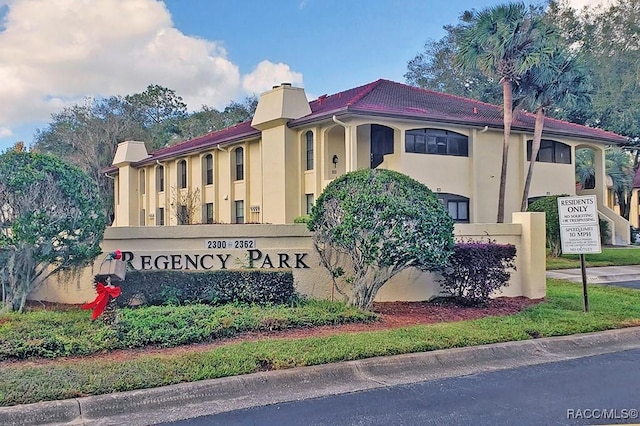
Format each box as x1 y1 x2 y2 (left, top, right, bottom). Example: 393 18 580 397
521 106 545 211
497 79 514 223
621 189 631 220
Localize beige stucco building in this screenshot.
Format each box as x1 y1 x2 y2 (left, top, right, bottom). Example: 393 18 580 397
107 79 629 244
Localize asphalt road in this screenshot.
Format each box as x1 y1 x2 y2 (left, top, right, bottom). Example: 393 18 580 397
165 348 640 426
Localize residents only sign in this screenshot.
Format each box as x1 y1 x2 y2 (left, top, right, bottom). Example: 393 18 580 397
557 195 601 254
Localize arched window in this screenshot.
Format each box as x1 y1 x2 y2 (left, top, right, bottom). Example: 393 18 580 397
405 129 468 157
437 193 470 223
527 140 571 164
305 131 314 171
156 165 164 192
178 159 187 188
203 154 213 185
235 148 244 181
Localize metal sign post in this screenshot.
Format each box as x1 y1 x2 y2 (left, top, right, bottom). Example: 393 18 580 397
579 253 589 313
557 195 601 313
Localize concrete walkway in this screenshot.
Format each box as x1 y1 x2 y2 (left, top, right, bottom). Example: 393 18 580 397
2 327 640 426
546 265 640 284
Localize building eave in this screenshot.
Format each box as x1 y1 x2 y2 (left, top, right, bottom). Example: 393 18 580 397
133 130 260 168
291 107 626 145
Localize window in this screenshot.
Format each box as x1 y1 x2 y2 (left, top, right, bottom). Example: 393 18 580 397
157 207 165 226
235 148 244 181
305 194 314 215
437 194 470 223
235 200 244 224
178 205 188 225
140 169 146 195
178 159 187 189
204 202 214 224
527 140 571 164
527 196 545 206
405 129 468 157
140 209 145 226
305 131 314 171
204 154 213 185
156 166 164 192
447 200 468 222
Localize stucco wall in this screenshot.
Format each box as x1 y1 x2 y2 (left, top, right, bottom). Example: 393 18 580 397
29 213 546 304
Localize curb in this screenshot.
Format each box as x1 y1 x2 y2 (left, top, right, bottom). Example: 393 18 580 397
546 272 640 283
2 327 640 425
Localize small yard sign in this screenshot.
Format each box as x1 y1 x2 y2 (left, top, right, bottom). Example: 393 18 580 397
557 195 601 312
557 195 601 254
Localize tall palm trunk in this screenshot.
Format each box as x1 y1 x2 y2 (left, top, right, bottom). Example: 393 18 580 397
521 106 545 211
497 79 513 223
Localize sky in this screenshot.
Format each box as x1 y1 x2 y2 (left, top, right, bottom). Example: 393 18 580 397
0 0 608 151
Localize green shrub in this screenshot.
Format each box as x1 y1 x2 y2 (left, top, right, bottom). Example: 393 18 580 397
528 195 610 254
440 241 517 306
527 194 568 256
0 300 377 360
308 169 454 310
0 151 106 312
293 215 311 224
97 270 295 308
599 219 610 244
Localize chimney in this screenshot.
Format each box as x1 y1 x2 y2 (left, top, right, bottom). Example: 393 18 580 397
251 83 311 130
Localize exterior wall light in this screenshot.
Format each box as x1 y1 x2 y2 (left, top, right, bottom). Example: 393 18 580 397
332 155 339 168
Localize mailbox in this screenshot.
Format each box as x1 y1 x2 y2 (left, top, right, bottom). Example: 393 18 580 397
97 259 126 283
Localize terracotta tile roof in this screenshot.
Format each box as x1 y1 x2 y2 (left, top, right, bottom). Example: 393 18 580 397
106 78 627 174
133 120 259 167
293 79 627 144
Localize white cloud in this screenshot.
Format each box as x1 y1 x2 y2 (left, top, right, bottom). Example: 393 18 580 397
0 0 303 140
242 60 304 95
0 127 12 138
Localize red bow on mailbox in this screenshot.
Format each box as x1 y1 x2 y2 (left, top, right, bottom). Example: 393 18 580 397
82 282 121 320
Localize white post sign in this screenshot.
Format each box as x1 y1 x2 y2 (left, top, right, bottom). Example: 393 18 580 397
557 195 601 254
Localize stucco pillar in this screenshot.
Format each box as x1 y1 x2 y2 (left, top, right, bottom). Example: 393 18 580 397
512 212 546 299
348 125 358 172
111 141 149 227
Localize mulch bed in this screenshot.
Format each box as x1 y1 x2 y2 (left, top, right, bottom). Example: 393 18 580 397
7 296 543 366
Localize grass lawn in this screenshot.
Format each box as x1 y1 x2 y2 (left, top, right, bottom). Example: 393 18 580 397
546 247 640 270
1 279 640 407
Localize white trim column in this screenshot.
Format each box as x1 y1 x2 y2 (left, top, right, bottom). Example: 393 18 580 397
345 125 358 172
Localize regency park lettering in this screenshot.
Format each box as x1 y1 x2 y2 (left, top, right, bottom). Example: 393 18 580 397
119 250 310 271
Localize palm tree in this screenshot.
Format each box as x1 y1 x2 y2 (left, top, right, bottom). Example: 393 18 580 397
575 147 634 219
520 50 590 211
575 148 596 190
605 148 634 219
456 2 554 222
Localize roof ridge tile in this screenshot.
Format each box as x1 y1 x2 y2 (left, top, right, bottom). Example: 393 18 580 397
148 119 254 156
346 79 385 106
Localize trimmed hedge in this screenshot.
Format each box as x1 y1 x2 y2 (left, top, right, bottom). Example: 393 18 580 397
528 194 610 256
440 241 517 306
527 195 567 256
96 270 295 307
293 215 311 224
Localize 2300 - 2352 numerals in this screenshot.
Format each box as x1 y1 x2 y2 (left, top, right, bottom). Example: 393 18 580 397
205 239 255 249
